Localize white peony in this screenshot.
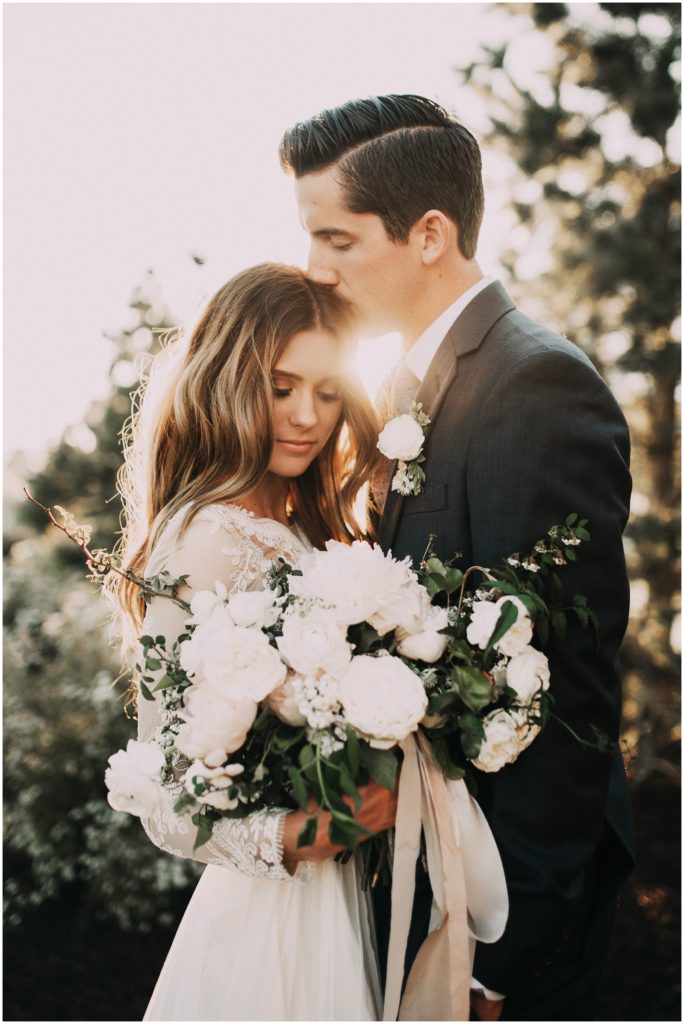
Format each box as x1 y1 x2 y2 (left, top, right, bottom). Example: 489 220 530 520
178 603 235 679
396 600 449 663
290 539 423 635
277 606 352 678
472 708 541 773
466 596 533 657
189 581 229 626
506 646 550 705
377 414 425 462
105 740 166 818
265 673 308 727
184 759 245 811
227 589 279 630
338 654 428 749
175 687 258 760
188 622 286 702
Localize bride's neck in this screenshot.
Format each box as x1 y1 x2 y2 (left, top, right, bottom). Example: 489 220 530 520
237 474 290 525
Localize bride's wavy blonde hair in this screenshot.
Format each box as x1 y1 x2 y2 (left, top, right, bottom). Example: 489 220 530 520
114 262 380 639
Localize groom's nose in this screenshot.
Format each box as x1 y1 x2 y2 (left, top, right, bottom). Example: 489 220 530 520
307 248 340 287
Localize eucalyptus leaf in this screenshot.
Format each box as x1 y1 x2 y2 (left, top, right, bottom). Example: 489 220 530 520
452 667 493 713
287 767 309 809
152 674 178 691
297 815 318 849
359 744 398 791
139 680 155 702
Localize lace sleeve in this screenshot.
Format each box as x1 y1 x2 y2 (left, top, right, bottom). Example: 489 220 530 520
137 507 311 882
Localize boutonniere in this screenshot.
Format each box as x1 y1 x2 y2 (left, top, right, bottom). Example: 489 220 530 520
377 401 431 497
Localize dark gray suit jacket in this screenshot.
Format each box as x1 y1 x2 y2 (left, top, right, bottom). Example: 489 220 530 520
378 281 634 998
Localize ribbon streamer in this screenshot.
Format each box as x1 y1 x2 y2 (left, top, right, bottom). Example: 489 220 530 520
382 734 508 1022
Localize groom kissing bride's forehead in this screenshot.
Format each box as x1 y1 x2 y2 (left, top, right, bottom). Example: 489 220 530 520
281 94 635 1022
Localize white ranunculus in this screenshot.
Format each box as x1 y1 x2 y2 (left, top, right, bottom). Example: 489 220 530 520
290 539 422 635
185 759 245 811
506 646 550 705
377 414 425 462
265 673 308 727
493 597 533 657
175 687 258 760
338 654 428 749
227 589 279 630
472 708 541 773
189 581 229 626
277 607 352 678
200 625 286 702
105 740 166 817
396 601 449 663
466 600 501 649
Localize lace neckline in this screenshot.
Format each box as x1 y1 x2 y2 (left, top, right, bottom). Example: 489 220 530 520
208 502 308 549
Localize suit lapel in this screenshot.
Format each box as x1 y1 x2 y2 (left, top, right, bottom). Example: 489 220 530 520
378 282 516 551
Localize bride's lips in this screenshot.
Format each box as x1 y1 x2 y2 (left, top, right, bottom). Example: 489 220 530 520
277 439 316 455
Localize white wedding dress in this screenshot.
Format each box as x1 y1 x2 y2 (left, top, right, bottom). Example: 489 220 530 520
138 502 381 1021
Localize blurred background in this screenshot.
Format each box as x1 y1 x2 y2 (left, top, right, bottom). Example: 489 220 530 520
4 3 680 1020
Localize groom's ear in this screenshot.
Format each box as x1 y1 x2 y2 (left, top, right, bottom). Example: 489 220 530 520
416 210 456 266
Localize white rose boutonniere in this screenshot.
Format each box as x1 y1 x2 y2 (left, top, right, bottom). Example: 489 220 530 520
377 401 430 497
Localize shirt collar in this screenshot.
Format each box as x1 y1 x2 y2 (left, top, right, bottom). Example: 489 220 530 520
404 276 495 382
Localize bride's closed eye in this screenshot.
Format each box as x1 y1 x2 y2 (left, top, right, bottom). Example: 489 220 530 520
272 386 342 403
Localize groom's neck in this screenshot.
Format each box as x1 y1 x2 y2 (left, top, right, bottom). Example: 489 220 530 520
401 260 484 349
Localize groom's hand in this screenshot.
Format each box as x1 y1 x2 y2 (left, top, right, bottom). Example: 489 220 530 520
470 991 504 1021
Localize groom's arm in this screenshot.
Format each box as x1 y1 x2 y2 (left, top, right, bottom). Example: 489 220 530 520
466 343 631 996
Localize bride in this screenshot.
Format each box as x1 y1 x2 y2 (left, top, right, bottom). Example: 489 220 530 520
113 263 393 1021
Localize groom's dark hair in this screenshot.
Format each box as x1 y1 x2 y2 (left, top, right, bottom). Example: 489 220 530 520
279 94 484 259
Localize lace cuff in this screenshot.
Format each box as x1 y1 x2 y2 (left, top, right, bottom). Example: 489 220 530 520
141 803 314 884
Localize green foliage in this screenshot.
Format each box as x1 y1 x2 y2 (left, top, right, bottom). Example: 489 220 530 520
3 544 200 932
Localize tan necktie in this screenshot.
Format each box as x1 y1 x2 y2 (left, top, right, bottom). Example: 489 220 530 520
373 359 421 514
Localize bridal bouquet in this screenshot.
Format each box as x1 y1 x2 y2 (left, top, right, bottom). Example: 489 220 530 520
26 492 602 863
106 519 601 859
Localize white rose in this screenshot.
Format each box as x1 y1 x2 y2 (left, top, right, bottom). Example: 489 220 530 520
506 646 550 705
105 739 166 818
185 759 245 811
472 708 541 773
227 589 279 630
494 597 533 657
377 414 425 462
396 602 449 663
290 539 421 634
202 626 286 702
175 687 258 760
265 673 308 727
277 607 352 678
338 654 428 749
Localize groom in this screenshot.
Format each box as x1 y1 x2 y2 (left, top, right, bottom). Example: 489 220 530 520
280 94 634 1021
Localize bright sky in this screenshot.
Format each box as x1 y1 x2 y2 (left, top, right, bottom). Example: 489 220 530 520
5 1 510 462
5 2 677 464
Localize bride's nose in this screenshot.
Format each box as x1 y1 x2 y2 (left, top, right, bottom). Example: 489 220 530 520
289 390 318 429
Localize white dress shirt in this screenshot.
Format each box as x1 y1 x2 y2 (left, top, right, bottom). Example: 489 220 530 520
404 275 495 382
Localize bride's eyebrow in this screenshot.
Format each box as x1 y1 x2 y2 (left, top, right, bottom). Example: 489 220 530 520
272 370 342 387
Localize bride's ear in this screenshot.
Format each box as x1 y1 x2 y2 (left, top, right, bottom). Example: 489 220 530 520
416 210 454 266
